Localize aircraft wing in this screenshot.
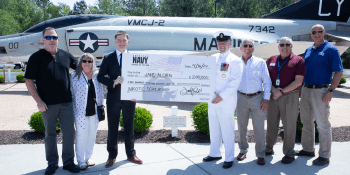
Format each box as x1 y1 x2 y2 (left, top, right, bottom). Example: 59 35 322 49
231 42 315 59
236 41 350 59
326 31 350 43
188 44 288 59
193 40 350 60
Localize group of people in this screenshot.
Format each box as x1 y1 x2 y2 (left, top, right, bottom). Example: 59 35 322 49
24 23 342 174
25 29 141 175
204 24 343 169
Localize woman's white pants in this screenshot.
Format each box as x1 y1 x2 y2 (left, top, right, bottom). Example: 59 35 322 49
75 115 98 163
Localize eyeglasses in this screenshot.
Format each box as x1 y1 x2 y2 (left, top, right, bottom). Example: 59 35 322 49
279 43 291 47
311 30 323 35
44 36 58 40
82 60 93 63
243 44 254 48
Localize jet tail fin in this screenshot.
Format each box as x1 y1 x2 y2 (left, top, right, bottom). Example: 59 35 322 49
263 0 350 23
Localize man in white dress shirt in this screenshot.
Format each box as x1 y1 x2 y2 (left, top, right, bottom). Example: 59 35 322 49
236 39 271 165
202 31 243 169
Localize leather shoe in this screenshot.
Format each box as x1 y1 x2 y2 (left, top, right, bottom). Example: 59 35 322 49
45 164 58 175
105 158 116 168
296 150 315 157
265 148 274 155
127 156 143 164
281 156 295 164
203 156 222 162
312 157 329 166
237 153 246 161
223 161 233 169
257 158 265 165
63 162 80 173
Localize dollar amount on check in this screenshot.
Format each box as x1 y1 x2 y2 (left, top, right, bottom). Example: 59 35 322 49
121 53 216 102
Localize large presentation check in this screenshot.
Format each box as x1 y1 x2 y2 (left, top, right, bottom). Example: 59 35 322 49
121 53 216 102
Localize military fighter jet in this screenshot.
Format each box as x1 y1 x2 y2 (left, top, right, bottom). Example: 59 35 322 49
0 0 349 63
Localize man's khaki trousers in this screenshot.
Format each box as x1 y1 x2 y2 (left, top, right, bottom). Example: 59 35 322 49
300 87 331 158
266 91 299 157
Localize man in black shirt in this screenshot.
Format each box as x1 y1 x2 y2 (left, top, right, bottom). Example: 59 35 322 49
24 27 80 175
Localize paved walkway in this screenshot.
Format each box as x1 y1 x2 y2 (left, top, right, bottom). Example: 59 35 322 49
1 142 349 175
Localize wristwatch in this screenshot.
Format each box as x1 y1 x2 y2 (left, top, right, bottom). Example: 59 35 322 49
328 88 334 93
280 89 284 95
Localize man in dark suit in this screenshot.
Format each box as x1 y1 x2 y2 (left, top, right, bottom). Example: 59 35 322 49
98 31 143 168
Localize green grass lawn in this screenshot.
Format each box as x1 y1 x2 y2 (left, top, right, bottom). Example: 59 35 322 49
0 69 24 72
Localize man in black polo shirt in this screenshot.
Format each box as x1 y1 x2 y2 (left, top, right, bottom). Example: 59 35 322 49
25 27 80 175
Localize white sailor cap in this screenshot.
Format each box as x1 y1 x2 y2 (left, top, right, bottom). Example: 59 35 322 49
214 31 233 42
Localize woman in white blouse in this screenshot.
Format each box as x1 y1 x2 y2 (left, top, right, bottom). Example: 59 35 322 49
71 53 104 170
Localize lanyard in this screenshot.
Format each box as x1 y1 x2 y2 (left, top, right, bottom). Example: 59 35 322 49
277 58 288 79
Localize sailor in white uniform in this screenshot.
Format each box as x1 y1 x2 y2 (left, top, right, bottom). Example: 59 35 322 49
203 31 243 169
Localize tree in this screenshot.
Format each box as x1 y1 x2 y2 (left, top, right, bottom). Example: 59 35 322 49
215 0 297 18
160 0 214 17
121 0 159 16
0 0 45 34
0 9 21 36
35 0 51 9
342 48 350 69
35 0 54 20
92 0 120 15
160 0 195 17
57 3 71 16
14 0 44 31
72 0 88 14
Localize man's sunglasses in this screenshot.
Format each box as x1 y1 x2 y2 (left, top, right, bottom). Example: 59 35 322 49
82 60 93 63
243 44 254 48
279 43 291 47
311 30 323 35
44 36 58 40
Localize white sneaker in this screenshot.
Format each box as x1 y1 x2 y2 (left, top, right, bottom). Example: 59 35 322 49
86 159 95 166
78 161 88 170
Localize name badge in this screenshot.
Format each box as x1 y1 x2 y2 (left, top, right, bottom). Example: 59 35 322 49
253 71 261 76
319 52 324 56
276 79 280 86
270 63 276 66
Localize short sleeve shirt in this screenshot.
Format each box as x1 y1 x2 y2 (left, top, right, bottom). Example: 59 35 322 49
24 49 77 105
266 53 305 89
304 41 343 85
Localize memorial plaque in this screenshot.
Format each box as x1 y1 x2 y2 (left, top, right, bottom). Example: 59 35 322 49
163 116 186 128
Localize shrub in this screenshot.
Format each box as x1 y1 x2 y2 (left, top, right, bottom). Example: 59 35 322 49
339 77 346 84
296 102 318 134
0 75 4 83
120 107 153 132
342 55 350 69
191 102 209 135
16 74 24 82
28 111 61 133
